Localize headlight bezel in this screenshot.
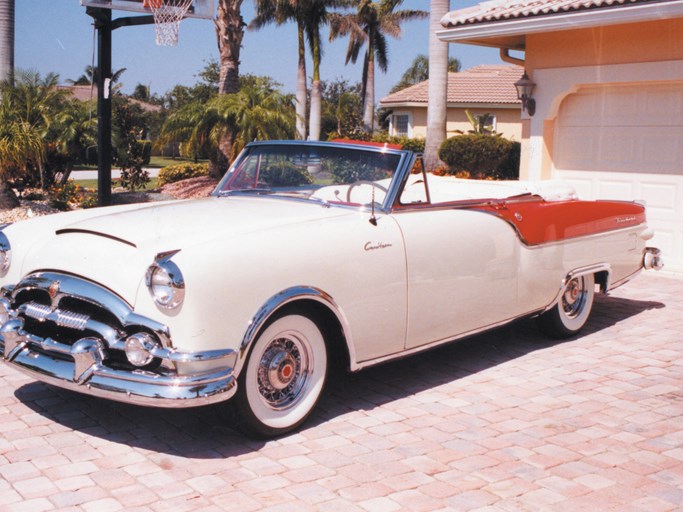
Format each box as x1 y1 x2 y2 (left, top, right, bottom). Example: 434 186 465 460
0 230 11 277
145 251 185 311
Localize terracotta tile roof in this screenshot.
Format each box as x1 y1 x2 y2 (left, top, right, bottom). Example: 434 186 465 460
441 0 668 27
380 65 523 107
58 85 162 112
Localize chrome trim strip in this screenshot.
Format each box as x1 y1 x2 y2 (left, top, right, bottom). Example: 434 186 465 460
352 309 540 371
237 286 353 376
542 264 611 314
55 228 137 248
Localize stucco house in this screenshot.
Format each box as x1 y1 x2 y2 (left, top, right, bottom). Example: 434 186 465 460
379 64 522 140
438 0 683 274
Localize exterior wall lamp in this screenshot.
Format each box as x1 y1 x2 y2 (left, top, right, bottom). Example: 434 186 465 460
514 72 536 116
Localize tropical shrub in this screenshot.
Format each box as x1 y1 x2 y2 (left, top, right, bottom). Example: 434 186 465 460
158 163 210 186
438 134 519 180
327 131 426 153
261 162 313 187
48 181 86 210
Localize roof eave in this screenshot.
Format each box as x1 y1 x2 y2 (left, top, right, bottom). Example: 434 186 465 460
378 101 521 109
437 0 683 46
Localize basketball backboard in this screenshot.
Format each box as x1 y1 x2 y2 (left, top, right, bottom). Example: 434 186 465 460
80 0 214 19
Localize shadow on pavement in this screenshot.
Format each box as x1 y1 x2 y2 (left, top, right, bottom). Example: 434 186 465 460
13 294 664 458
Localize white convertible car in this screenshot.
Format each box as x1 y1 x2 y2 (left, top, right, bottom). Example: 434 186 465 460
0 141 662 437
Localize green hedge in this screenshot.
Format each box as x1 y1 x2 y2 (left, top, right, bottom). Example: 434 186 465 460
158 163 210 186
438 134 520 180
328 131 426 153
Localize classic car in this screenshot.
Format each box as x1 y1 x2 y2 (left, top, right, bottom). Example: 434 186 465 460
0 140 663 437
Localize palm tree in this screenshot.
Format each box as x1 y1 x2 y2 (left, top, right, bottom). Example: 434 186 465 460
51 99 98 184
160 100 214 163
424 0 450 171
329 0 427 133
0 0 14 86
250 1 350 141
389 53 460 93
212 75 295 157
67 65 127 87
250 0 308 140
214 0 245 169
215 0 244 96
1 70 67 190
0 112 42 208
160 76 294 172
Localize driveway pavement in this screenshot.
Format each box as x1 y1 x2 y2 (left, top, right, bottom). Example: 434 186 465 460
1 272 681 511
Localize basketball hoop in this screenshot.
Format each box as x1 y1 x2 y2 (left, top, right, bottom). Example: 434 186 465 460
143 0 194 46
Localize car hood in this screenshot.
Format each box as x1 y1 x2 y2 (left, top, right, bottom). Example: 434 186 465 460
15 196 353 305
57 196 348 251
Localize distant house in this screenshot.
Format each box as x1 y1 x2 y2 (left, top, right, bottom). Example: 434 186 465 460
58 85 162 113
379 65 523 140
438 0 683 273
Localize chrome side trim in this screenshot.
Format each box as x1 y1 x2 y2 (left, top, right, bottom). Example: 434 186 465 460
352 309 540 371
237 286 353 376
542 264 611 314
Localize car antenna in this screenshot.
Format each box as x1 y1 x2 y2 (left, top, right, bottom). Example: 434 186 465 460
369 186 378 226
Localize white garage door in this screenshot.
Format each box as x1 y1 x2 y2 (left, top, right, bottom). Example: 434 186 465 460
554 83 683 274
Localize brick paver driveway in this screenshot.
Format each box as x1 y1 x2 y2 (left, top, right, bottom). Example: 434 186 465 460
1 273 681 511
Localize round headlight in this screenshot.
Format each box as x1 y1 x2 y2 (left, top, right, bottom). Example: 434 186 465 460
145 254 185 310
0 231 11 276
125 333 159 367
0 298 11 326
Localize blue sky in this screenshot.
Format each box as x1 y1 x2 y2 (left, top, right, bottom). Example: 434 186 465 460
16 1 500 100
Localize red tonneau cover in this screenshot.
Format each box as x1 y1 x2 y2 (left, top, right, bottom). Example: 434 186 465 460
331 139 404 151
473 199 646 246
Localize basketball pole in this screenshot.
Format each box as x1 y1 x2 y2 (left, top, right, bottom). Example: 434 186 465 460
85 7 154 207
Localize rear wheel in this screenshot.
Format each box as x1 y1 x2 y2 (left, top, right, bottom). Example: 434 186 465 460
537 273 595 339
231 313 328 438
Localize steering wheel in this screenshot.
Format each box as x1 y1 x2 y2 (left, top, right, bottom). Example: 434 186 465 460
346 181 389 204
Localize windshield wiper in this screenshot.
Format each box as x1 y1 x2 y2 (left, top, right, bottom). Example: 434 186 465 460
218 188 272 197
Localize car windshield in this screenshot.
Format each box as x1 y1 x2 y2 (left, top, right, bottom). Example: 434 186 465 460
214 143 405 207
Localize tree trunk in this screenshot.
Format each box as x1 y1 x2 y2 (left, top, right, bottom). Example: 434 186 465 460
362 45 375 133
214 0 244 174
215 0 244 96
295 19 307 140
308 30 322 141
0 0 14 85
424 0 450 171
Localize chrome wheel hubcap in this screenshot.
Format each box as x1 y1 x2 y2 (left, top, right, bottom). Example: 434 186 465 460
562 277 586 319
257 336 309 410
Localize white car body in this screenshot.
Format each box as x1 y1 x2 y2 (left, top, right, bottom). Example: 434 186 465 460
0 141 662 437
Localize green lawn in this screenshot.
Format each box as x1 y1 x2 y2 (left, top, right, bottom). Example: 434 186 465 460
73 156 206 171
76 177 160 191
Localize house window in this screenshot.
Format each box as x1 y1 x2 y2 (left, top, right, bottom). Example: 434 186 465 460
473 113 497 134
391 112 412 137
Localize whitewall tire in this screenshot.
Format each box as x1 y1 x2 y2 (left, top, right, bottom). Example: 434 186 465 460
232 313 328 438
537 274 595 339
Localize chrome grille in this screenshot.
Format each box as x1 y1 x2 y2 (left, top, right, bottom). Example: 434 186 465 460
23 301 91 331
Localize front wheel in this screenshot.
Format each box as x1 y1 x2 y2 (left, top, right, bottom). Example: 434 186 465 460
537 273 595 339
231 313 328 438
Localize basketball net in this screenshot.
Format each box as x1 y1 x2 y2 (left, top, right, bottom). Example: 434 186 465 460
143 0 194 46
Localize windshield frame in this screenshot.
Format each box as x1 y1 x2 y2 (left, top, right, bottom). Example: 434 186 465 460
212 140 415 212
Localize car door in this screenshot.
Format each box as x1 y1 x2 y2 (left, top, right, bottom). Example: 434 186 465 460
392 206 523 350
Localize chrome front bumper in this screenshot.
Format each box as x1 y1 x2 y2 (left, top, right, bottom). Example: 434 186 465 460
0 272 237 408
0 318 237 407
